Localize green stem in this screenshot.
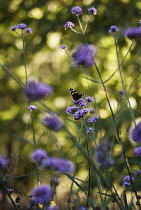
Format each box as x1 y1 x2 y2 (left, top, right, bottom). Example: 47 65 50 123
22 38 28 84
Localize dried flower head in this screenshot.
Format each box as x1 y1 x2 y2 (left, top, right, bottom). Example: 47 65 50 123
88 7 97 15
71 6 83 16
72 44 96 67
24 80 53 102
43 113 62 131
124 27 141 40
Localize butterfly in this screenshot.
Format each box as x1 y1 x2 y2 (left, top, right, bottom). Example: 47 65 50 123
70 88 86 101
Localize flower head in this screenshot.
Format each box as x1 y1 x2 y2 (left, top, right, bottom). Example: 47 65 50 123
71 6 83 16
139 20 141 25
134 146 141 156
108 25 120 33
25 28 32 33
28 105 37 111
73 99 86 107
60 45 66 49
122 182 131 187
87 115 99 123
31 149 47 163
123 175 134 182
31 185 54 205
96 140 115 169
131 122 141 143
124 27 141 40
43 113 62 131
85 96 94 102
72 44 96 67
74 108 89 120
17 23 27 30
86 127 95 133
42 157 74 173
0 154 9 168
66 105 79 115
64 21 75 29
88 7 97 15
10 25 17 31
23 80 53 102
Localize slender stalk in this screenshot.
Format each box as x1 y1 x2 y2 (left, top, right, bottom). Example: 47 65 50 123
86 133 91 209
114 37 136 126
22 38 28 84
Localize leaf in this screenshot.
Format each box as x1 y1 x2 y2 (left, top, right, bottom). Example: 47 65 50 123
11 133 34 145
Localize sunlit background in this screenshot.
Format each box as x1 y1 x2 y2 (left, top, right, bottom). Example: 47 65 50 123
1 0 141 208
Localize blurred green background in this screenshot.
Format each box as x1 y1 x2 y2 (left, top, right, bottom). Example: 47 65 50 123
1 0 141 208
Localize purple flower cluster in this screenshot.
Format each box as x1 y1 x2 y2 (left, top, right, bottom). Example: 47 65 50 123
31 149 47 163
85 96 94 102
66 105 78 114
31 185 54 205
108 25 120 33
124 27 141 40
23 80 53 102
88 7 97 15
31 149 74 173
86 127 95 133
131 122 141 143
71 6 83 16
72 44 96 67
74 99 86 107
96 140 115 169
74 108 89 120
60 45 66 49
28 105 37 111
134 146 141 156
64 21 75 29
10 23 32 33
43 113 62 132
0 154 9 168
87 116 99 123
122 175 134 187
42 157 74 173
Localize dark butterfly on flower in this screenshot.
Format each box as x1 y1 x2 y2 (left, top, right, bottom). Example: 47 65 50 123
70 88 86 101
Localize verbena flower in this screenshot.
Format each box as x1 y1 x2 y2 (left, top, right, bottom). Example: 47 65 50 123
124 27 141 40
139 20 141 24
74 108 89 120
71 6 83 16
131 122 141 143
87 115 99 123
108 25 120 33
122 182 131 187
66 105 79 115
134 146 141 156
42 157 74 173
43 113 62 131
96 140 115 169
25 28 32 33
23 80 53 102
86 127 95 133
60 45 66 49
31 185 54 205
123 175 134 182
10 25 17 31
64 21 75 29
73 99 86 107
17 23 27 29
31 149 47 163
28 105 37 111
0 154 9 168
88 7 97 15
47 205 58 210
85 96 94 102
72 44 96 67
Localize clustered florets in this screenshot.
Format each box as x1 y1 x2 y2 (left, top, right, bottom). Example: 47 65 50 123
10 23 32 36
131 122 141 143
